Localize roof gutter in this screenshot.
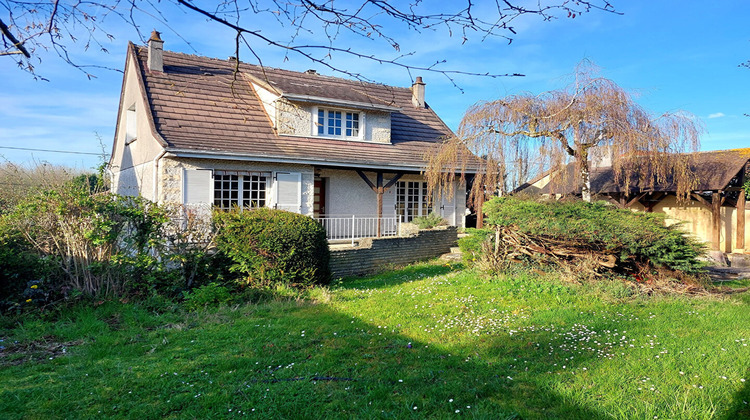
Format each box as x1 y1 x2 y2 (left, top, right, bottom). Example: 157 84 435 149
166 148 479 174
153 149 167 202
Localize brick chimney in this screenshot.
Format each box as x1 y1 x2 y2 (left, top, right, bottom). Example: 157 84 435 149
148 30 164 72
411 76 426 108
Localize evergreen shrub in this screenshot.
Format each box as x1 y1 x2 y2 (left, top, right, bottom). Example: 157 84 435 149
457 228 493 262
412 212 447 230
480 196 706 274
214 208 331 288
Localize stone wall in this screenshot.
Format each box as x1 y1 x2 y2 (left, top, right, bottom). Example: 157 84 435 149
329 227 457 278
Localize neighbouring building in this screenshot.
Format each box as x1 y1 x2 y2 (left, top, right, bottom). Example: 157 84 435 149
518 148 750 253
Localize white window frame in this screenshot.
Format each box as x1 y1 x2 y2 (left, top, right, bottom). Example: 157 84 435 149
396 181 433 222
213 172 270 210
313 106 364 140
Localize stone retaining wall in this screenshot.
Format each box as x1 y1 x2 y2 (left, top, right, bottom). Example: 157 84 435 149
329 227 457 278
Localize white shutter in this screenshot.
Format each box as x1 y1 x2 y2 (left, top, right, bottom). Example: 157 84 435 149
274 172 302 213
183 169 213 205
440 182 457 226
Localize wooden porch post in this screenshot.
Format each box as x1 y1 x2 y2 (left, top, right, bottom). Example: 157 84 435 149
737 189 746 251
356 170 403 238
376 172 383 237
476 194 484 229
712 191 721 251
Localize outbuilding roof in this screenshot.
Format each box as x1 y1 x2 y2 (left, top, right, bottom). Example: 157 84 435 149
536 148 750 195
129 43 470 171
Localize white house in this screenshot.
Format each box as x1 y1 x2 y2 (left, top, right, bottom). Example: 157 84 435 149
110 32 475 237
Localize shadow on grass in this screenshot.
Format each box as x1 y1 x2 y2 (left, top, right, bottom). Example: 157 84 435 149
724 367 750 419
337 261 464 291
0 298 615 419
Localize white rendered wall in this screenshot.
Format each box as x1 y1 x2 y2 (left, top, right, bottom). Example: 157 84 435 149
161 157 315 216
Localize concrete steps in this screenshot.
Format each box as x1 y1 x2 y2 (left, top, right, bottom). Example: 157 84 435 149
440 246 463 262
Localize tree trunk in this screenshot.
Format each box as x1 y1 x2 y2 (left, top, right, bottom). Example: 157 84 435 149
577 148 592 202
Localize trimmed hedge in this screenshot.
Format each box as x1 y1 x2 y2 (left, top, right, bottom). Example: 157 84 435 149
214 208 330 288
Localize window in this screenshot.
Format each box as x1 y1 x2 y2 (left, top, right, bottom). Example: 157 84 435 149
125 104 137 143
213 173 268 210
316 108 360 138
396 181 432 222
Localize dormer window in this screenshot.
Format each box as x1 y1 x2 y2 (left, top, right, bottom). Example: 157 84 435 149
316 108 361 139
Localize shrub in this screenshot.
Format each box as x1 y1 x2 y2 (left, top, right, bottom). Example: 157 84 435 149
457 228 493 262
183 282 232 310
411 212 447 230
0 225 48 306
214 208 331 288
482 196 706 275
2 183 170 297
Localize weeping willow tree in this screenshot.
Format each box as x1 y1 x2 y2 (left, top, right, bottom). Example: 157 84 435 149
426 62 703 224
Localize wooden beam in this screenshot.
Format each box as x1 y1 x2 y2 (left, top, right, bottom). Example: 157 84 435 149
691 193 711 209
383 173 404 190
356 170 376 191
625 192 647 208
643 192 666 213
375 173 384 237
737 189 746 251
476 194 484 229
712 191 721 251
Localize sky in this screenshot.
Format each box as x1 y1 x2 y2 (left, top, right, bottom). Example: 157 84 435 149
0 0 748 170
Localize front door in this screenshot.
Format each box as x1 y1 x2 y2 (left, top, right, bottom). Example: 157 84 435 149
313 178 327 217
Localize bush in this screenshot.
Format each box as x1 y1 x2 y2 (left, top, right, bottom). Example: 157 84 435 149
482 196 706 275
183 282 232 310
214 208 330 288
411 212 447 230
457 228 493 262
0 228 46 302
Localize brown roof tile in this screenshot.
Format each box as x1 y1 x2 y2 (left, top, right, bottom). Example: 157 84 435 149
538 148 750 195
134 46 474 170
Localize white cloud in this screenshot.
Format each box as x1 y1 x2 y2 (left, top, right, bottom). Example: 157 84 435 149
708 112 725 119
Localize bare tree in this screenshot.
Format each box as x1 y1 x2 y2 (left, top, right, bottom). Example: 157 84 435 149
2 0 618 81
426 61 703 220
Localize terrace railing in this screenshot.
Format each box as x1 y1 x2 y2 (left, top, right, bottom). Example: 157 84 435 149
314 215 401 245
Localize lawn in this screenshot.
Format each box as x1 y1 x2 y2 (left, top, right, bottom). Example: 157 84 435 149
1 262 749 419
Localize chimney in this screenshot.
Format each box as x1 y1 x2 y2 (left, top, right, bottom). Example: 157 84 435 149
148 30 164 72
411 76 426 109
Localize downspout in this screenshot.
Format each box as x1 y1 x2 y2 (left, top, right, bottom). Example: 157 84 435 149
152 150 167 202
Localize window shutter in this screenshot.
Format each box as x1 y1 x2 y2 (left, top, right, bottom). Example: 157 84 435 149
183 169 213 205
274 172 302 213
440 185 457 226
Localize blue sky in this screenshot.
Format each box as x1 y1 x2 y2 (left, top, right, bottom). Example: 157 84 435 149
0 1 748 170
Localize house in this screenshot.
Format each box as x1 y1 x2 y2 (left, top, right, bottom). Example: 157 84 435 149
518 148 750 253
109 32 475 236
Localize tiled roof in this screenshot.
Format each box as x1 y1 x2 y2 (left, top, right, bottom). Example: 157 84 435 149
132 44 471 170
537 148 750 195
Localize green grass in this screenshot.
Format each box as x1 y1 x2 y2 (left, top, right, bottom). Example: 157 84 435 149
1 262 749 419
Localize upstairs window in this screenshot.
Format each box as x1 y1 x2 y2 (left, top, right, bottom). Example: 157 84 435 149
316 108 360 139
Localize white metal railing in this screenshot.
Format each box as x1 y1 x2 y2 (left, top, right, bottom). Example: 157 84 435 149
314 215 401 245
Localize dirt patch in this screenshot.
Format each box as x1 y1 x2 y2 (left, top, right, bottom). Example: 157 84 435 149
0 336 83 367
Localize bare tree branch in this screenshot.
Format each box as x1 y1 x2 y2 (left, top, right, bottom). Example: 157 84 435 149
1 0 620 82
425 61 703 207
